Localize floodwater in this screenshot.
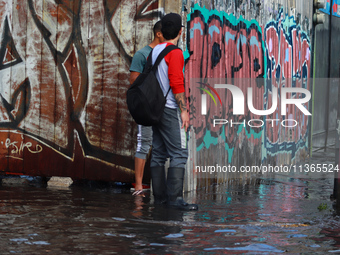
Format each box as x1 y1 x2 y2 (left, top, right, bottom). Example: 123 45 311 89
1 153 340 254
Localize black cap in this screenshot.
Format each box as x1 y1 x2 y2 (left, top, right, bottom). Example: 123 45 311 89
161 13 184 31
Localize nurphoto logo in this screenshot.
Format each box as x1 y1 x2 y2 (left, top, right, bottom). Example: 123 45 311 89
196 78 312 128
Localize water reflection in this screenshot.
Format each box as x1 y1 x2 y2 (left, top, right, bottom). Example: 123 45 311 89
0 175 339 254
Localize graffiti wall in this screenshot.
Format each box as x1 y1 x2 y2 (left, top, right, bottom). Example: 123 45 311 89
0 0 162 181
183 1 312 184
0 0 314 186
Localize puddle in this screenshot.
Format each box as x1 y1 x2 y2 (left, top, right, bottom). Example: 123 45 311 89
0 171 339 254
204 243 285 253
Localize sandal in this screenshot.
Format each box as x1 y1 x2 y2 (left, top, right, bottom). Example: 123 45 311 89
132 190 145 197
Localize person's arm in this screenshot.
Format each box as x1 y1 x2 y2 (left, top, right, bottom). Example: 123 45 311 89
129 71 140 84
174 93 189 132
166 49 189 131
129 51 146 84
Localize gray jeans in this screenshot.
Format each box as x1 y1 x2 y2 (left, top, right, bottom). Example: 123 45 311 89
151 107 188 168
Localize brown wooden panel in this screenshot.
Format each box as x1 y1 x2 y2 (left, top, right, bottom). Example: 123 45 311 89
22 0 44 176
4 0 13 173
15 0 29 176
84 157 134 183
82 0 106 179
84 0 105 150
0 130 9 173
39 0 59 177
0 0 160 182
0 0 11 173
5 0 27 175
101 0 137 158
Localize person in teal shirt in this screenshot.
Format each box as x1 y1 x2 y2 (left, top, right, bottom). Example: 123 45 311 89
129 21 164 196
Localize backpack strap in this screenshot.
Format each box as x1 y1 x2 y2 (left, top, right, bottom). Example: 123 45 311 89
145 44 180 98
144 44 179 73
151 44 179 72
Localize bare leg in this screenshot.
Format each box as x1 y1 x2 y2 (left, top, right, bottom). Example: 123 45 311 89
134 157 146 192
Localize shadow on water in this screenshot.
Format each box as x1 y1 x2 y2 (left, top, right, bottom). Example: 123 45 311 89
1 168 340 254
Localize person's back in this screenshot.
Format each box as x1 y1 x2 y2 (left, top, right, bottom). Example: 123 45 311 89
149 13 198 211
151 42 184 109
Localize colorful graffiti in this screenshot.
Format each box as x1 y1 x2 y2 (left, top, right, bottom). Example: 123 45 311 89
263 13 311 160
0 0 162 181
0 0 313 182
185 4 311 164
320 0 340 17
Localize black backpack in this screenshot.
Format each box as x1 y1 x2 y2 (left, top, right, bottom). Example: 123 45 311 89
126 44 179 126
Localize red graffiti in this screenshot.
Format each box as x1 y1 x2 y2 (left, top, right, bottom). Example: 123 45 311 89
185 12 265 152
186 9 311 161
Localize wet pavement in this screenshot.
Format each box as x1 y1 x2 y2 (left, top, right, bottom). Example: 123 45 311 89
1 151 340 254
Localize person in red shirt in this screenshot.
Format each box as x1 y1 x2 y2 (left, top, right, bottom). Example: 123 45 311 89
150 13 198 211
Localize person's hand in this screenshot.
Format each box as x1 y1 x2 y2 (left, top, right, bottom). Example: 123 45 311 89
181 110 190 132
174 92 189 131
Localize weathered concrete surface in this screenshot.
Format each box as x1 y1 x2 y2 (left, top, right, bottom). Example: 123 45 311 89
1 177 30 186
47 177 73 188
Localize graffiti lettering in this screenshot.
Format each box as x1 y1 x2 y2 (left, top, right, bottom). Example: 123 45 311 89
4 138 42 155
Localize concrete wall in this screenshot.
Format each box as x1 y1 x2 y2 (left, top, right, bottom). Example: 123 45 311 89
312 2 340 152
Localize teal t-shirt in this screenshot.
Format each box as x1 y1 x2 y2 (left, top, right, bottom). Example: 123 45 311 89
129 45 152 73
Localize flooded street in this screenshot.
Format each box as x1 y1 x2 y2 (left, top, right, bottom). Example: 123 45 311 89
1 153 340 254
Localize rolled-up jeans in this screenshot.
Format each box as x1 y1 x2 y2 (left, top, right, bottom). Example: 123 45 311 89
135 125 152 159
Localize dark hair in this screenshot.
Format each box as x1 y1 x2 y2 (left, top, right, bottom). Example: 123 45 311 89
161 21 181 40
153 21 162 37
